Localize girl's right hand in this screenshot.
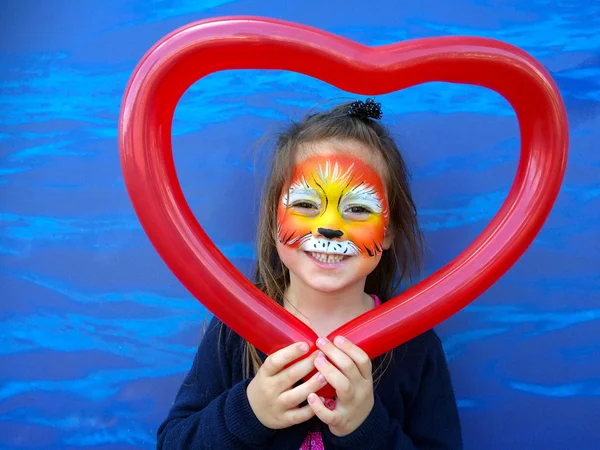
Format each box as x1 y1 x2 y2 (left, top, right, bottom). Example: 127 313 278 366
246 342 327 429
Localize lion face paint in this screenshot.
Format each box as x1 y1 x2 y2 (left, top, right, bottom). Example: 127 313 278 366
277 155 389 258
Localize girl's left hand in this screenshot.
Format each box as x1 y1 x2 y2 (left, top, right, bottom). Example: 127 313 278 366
307 336 374 437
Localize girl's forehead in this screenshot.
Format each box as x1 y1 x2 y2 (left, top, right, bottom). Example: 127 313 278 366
295 138 387 178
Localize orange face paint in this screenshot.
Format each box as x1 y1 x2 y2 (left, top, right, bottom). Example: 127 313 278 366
277 155 389 257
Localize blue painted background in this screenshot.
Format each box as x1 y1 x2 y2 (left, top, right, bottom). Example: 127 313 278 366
1 1 599 449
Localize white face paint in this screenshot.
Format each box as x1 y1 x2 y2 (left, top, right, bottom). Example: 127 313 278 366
299 235 361 256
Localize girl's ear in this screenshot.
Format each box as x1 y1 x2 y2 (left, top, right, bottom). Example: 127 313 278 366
382 228 393 250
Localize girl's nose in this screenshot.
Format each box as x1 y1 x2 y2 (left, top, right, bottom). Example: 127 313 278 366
317 228 344 239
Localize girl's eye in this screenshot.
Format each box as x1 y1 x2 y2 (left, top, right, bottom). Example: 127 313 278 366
346 206 372 214
343 205 373 220
293 201 318 210
291 201 320 216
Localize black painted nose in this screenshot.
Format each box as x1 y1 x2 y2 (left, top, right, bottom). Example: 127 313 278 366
318 228 344 239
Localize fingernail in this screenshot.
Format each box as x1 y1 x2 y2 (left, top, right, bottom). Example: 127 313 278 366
299 342 309 352
316 338 327 347
316 351 324 359
308 394 317 404
317 373 326 384
334 336 345 346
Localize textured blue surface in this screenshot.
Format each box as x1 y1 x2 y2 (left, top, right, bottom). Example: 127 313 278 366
1 1 599 449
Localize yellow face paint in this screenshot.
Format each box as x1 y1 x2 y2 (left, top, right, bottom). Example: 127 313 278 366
277 155 389 257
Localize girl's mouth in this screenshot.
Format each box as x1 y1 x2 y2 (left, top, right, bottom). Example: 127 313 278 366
308 252 350 264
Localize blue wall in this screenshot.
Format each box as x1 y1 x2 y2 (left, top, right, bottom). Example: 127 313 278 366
1 1 599 449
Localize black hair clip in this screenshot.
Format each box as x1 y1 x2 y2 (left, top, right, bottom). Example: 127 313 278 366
346 98 382 120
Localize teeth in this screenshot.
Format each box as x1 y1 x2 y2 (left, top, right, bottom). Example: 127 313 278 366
310 252 346 264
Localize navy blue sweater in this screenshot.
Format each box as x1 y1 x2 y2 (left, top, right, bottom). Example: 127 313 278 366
157 317 462 449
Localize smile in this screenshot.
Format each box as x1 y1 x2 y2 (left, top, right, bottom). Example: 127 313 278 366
307 252 350 264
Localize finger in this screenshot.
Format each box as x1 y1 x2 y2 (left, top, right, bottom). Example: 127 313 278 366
332 336 373 380
314 351 352 399
279 371 328 408
275 351 320 388
262 342 309 377
307 393 337 425
282 403 316 426
316 338 362 382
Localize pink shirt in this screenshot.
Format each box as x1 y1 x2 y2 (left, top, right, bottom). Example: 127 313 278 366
299 295 381 449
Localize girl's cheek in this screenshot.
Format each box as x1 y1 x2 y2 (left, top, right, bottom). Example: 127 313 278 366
345 219 386 247
277 214 312 245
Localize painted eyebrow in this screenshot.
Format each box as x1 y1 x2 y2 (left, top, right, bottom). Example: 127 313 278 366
283 187 322 206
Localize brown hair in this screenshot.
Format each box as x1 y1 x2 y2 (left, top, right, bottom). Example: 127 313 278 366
244 100 424 380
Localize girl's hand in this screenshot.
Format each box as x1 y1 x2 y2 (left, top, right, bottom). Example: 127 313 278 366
247 342 327 429
307 336 374 437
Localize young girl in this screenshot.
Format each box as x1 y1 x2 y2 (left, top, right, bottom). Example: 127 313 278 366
157 99 463 449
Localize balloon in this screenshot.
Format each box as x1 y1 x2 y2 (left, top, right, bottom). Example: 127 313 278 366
118 16 568 399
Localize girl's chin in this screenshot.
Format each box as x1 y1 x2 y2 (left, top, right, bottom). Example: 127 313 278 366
300 279 351 294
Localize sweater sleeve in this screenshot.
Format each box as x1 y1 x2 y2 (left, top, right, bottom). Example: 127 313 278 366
323 331 463 450
156 317 275 449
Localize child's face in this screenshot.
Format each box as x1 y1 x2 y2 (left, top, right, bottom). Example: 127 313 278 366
276 139 392 294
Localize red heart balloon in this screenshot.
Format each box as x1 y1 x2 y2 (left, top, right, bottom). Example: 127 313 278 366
119 16 568 398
